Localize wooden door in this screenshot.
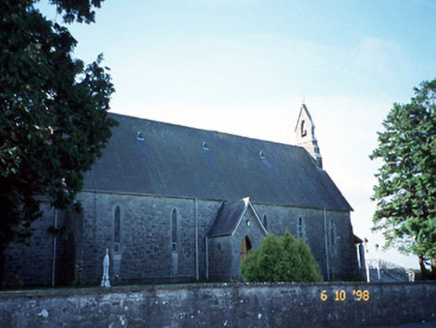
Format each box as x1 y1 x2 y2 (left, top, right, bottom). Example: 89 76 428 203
240 236 252 263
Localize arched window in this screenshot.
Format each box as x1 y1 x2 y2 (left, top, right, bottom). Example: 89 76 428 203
171 209 178 252
263 214 268 230
114 205 121 254
330 218 335 246
298 216 304 239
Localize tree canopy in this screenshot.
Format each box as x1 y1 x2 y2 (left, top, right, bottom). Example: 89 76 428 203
0 0 115 281
370 79 436 278
240 232 323 283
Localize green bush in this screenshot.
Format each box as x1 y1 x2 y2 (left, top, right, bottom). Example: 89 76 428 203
241 232 323 282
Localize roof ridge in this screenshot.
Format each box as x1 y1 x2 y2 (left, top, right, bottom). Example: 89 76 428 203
109 112 301 149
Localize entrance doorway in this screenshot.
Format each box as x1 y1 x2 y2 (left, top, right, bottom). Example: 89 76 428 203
240 236 252 263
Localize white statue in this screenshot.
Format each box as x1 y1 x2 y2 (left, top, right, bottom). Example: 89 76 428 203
101 248 111 287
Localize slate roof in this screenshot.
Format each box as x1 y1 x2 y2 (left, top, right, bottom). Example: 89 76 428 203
83 113 353 211
208 198 247 237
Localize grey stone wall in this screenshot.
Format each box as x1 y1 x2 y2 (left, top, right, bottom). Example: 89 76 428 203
228 206 266 278
3 202 79 288
75 192 223 285
0 282 435 328
207 236 232 280
3 191 358 287
75 192 358 284
208 204 267 281
3 201 55 287
254 204 358 280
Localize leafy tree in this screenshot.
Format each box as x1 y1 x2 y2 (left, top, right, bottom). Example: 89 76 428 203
371 79 436 279
240 232 323 282
0 0 116 284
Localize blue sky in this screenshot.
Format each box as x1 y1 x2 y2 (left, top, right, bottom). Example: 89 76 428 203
40 0 436 269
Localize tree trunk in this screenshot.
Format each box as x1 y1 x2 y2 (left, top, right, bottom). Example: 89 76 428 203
419 255 430 279
432 257 436 275
0 248 5 289
418 255 436 280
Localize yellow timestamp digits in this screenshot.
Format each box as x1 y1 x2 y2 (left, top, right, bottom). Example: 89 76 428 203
353 289 370 301
335 290 346 301
320 290 370 302
320 290 328 301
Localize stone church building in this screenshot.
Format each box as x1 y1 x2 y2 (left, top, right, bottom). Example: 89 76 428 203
3 105 359 287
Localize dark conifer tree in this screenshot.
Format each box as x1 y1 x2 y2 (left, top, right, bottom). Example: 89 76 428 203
371 79 436 279
0 0 116 284
241 232 323 282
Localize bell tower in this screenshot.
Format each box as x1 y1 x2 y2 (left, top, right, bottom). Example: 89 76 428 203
295 104 323 168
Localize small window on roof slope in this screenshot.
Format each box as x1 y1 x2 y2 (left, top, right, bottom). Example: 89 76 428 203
259 150 266 159
137 132 144 141
202 142 209 150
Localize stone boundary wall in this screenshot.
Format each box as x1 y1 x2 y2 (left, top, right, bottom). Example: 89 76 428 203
0 282 435 327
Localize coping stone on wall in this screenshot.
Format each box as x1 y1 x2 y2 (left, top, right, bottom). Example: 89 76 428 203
0 282 435 328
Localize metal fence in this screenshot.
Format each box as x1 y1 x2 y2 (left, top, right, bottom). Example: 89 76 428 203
366 259 410 282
